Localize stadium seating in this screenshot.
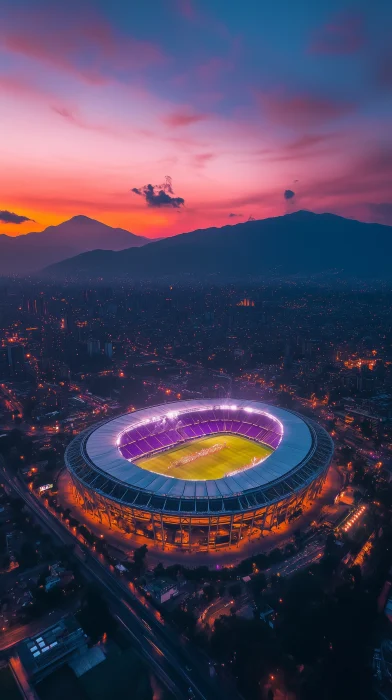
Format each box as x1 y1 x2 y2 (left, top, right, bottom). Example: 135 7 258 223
118 406 283 462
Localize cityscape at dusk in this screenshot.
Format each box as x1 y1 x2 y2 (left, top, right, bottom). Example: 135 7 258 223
1 3 392 700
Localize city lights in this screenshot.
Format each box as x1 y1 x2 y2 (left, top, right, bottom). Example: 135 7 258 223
341 505 367 533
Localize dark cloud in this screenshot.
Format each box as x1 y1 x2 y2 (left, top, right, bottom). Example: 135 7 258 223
131 177 184 208
284 190 296 200
0 209 34 224
228 212 243 218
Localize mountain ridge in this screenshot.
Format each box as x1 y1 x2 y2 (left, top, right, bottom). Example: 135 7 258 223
41 210 392 281
0 215 150 275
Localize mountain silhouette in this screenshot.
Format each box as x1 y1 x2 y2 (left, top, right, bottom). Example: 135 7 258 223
0 215 150 275
40 210 392 280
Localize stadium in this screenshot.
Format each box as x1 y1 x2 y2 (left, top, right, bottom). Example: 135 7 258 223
64 400 334 551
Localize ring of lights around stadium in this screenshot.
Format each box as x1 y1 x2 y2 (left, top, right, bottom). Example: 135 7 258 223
65 400 334 551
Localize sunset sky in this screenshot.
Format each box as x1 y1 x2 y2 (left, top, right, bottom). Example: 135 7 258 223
1 0 392 238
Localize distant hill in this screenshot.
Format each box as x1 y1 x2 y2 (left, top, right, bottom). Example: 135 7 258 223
41 211 392 281
0 215 150 275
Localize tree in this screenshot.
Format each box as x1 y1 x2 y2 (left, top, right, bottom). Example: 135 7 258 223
154 562 165 578
250 573 267 599
218 583 226 597
374 433 382 449
133 544 148 571
78 585 115 643
2 554 10 570
211 615 281 698
360 419 372 439
347 564 362 588
268 548 284 565
324 532 337 556
277 391 294 409
18 541 38 569
284 543 296 557
228 582 242 599
171 608 197 637
203 584 216 602
9 497 25 514
339 446 352 466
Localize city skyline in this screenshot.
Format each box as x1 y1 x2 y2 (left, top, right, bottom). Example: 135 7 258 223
1 0 392 238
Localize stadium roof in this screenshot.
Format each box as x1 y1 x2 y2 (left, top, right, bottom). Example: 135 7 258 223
84 400 314 499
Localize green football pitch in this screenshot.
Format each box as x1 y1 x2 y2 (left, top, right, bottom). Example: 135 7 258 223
134 434 273 480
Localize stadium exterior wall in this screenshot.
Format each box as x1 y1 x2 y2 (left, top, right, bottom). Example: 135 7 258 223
65 402 334 551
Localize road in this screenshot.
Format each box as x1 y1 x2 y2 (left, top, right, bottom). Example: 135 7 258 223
265 539 324 577
201 592 252 628
0 384 24 419
0 464 238 700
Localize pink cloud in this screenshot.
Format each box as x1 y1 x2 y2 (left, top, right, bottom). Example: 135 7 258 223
163 110 208 127
310 12 365 55
299 146 392 205
192 152 215 168
1 9 165 84
259 91 356 126
262 132 341 162
285 133 336 151
51 104 121 137
0 74 50 100
0 75 135 139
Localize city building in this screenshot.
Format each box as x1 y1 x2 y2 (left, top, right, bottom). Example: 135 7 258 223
0 348 9 378
7 344 25 375
44 563 74 591
145 578 179 604
104 341 113 359
18 616 87 682
259 603 277 628
87 339 100 356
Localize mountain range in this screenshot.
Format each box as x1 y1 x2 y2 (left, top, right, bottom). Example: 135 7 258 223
0 215 150 275
42 211 392 281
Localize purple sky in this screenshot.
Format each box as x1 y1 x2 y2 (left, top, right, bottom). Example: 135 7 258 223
1 0 391 237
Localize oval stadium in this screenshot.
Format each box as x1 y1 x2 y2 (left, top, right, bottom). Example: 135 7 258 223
64 400 334 552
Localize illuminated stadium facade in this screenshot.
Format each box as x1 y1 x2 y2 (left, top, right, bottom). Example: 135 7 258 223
65 400 334 551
